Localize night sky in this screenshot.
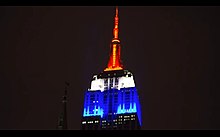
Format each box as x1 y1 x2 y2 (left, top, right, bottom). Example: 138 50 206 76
0 6 219 130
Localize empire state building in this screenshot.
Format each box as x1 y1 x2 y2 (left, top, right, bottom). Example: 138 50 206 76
81 7 142 130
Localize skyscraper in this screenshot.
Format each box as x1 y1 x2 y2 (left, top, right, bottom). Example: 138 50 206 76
81 7 142 130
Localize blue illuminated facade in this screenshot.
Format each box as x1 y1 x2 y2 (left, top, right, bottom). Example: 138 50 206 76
82 87 142 126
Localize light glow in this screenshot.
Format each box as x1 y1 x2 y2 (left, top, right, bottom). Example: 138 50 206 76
104 66 123 71
82 87 142 126
89 72 135 91
113 6 119 39
104 6 123 72
117 103 137 114
112 44 116 67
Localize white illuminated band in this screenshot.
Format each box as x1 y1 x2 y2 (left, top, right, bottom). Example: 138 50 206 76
89 71 136 92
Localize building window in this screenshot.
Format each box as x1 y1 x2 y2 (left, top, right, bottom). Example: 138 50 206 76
115 78 119 85
104 79 108 85
110 78 113 88
110 84 113 88
104 87 108 91
110 78 113 84
90 94 95 101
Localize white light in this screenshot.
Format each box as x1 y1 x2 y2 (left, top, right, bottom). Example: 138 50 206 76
90 76 104 91
89 71 136 91
118 74 135 89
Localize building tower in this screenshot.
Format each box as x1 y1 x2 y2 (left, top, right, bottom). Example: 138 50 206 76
57 83 69 130
81 7 142 130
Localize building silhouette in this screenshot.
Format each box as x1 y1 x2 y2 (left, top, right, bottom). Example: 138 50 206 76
57 82 69 130
81 7 142 130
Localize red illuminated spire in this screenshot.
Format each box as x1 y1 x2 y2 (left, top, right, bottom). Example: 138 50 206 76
104 6 123 71
113 6 119 39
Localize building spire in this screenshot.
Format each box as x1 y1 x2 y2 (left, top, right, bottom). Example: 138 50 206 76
113 6 119 39
104 6 123 71
57 82 69 130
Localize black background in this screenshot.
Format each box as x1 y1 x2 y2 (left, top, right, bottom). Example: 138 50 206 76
0 6 219 130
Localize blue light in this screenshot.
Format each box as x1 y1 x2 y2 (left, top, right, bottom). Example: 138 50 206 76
83 105 104 118
116 102 137 114
82 87 142 126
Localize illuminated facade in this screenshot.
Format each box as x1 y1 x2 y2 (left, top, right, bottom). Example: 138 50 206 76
81 7 142 130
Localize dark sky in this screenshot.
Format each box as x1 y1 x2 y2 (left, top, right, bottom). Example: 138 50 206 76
0 6 219 130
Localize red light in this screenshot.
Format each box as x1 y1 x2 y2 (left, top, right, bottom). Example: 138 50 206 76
104 7 123 72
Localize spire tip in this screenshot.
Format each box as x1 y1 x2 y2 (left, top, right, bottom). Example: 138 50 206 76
116 6 118 17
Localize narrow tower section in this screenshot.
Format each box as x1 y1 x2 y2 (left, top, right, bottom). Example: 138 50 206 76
57 83 68 130
105 7 123 71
